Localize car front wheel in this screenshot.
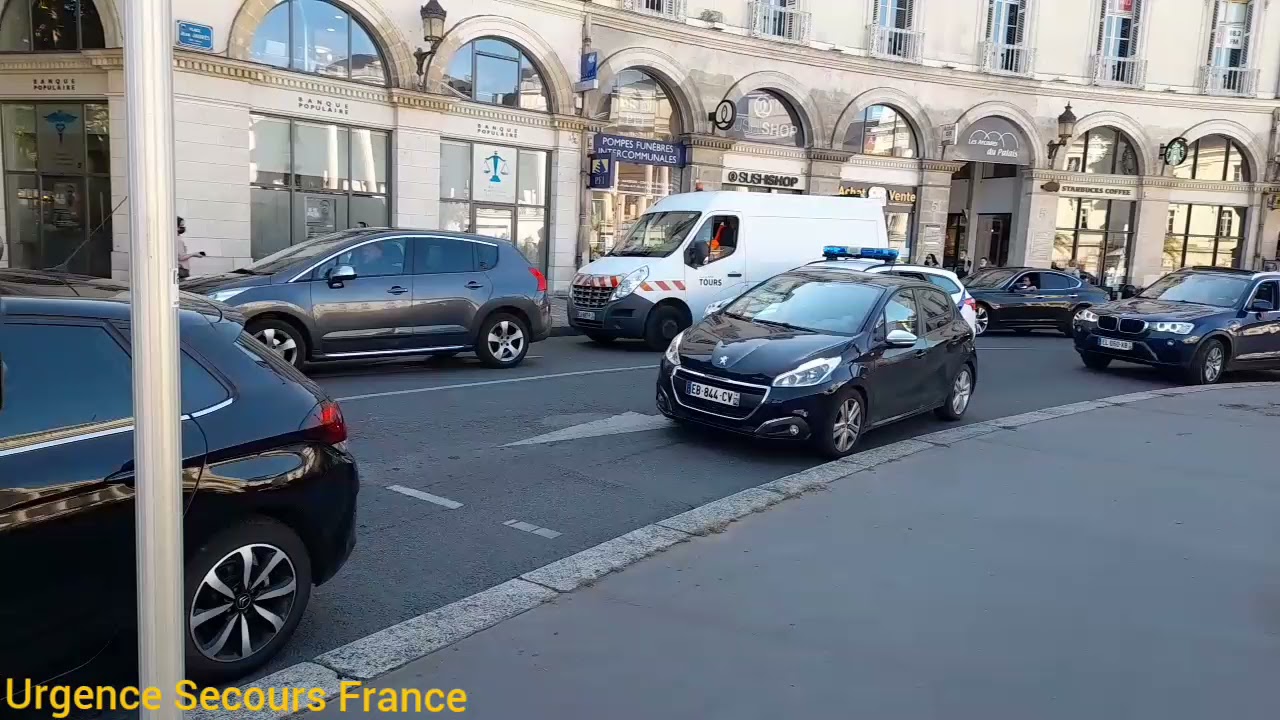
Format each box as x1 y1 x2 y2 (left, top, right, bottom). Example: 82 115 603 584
1081 352 1112 370
1186 338 1227 385
246 318 307 369
815 389 865 459
184 518 312 683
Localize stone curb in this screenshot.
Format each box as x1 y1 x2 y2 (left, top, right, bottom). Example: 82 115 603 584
209 381 1280 720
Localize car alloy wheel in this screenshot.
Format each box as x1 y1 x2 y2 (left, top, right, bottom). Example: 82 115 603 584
487 320 526 364
832 398 862 454
189 543 298 663
1204 343 1225 383
974 306 989 335
254 327 299 365
951 367 973 415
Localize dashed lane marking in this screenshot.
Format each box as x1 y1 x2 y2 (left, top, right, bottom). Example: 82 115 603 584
387 485 464 509
504 519 562 539
335 365 657 403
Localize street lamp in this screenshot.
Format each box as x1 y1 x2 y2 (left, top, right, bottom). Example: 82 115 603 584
413 0 448 86
1045 103 1078 165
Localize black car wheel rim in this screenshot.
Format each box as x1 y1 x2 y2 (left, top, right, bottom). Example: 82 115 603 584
951 369 973 415
833 399 862 453
487 320 525 363
974 307 988 335
1205 345 1224 382
254 327 298 365
190 544 297 663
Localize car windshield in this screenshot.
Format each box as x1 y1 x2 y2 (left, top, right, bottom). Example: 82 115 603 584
1138 272 1250 308
723 273 882 335
243 230 370 274
964 268 1019 289
607 212 701 258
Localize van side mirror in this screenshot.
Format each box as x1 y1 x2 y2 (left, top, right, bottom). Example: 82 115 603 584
1120 284 1139 299
685 240 710 267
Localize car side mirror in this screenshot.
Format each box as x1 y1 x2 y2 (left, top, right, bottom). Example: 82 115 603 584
1250 298 1274 313
885 329 918 347
1120 284 1139 299
328 264 357 286
686 240 710 267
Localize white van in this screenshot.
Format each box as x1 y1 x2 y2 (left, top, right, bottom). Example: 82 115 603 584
569 191 889 349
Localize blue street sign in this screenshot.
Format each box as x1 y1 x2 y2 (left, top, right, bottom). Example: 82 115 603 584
580 51 599 83
176 21 214 52
588 154 615 190
592 133 686 168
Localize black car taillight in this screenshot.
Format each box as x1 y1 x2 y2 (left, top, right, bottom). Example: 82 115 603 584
304 400 348 444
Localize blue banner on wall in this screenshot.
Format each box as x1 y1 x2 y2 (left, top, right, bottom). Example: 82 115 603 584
176 21 214 51
592 133 685 168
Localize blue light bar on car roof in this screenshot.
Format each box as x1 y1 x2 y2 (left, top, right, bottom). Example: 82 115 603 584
822 246 900 262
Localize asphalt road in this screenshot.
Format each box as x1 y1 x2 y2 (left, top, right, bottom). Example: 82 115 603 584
255 330 1272 677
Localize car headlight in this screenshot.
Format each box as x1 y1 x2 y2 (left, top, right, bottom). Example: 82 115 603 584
664 330 684 366
1076 308 1098 323
772 357 840 388
208 288 249 303
611 266 649 301
1153 321 1195 335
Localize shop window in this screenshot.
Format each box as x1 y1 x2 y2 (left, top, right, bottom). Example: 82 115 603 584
438 139 550 270
1054 197 1135 291
248 114 390 258
1063 127 1139 175
443 37 550 112
602 68 678 138
0 0 106 51
724 89 805 147
248 0 387 86
843 104 917 158
1163 203 1245 272
1171 134 1251 182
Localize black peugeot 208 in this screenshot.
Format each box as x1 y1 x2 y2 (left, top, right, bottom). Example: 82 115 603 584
656 268 978 458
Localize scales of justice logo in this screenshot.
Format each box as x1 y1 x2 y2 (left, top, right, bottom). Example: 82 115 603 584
482 150 510 183
43 110 78 142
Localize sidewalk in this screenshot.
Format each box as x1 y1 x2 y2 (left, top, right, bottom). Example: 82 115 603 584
298 385 1280 719
549 293 576 337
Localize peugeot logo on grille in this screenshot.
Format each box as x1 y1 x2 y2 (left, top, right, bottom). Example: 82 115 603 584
716 356 728 367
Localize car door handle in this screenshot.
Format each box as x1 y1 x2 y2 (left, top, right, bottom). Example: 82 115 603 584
913 349 927 358
727 272 743 278
465 281 485 289
387 286 409 295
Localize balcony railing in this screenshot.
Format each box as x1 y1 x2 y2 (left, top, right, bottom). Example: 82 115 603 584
1089 54 1147 87
1199 65 1259 97
867 24 924 63
749 1 812 43
981 41 1034 76
623 0 686 21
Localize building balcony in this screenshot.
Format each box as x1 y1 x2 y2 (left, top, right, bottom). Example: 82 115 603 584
981 42 1034 76
867 25 923 63
1089 54 1147 88
749 1 811 44
622 0 686 21
1199 65 1258 97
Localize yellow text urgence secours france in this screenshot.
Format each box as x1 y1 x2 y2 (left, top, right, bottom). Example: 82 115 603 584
4 679 468 716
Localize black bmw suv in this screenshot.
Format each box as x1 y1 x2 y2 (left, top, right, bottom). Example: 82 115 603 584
0 270 359 686
657 268 977 458
1074 267 1280 384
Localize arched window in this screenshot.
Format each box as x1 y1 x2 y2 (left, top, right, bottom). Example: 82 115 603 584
725 89 804 147
1172 134 1251 182
1063 127 1139 175
443 38 549 112
844 104 917 158
249 0 387 86
601 68 678 139
0 0 106 51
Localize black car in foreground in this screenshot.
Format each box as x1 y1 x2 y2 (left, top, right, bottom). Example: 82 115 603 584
181 228 552 370
657 268 977 458
1074 266 1280 384
0 271 359 686
965 267 1111 336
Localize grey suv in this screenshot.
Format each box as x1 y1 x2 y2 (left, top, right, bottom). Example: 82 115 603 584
184 229 552 369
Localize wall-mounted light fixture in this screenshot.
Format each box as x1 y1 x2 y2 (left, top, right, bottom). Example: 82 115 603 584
1045 103 1077 165
413 0 448 88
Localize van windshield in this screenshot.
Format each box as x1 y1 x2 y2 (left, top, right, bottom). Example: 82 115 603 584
608 212 701 258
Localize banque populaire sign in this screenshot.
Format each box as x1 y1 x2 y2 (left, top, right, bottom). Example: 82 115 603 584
592 133 686 167
953 116 1030 166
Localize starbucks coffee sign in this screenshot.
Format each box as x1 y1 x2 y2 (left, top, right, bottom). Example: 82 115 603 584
723 169 806 191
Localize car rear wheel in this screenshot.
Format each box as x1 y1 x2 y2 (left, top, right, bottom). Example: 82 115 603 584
184 517 312 684
815 389 865 459
476 313 530 368
935 364 974 421
1062 306 1088 337
974 304 990 336
1186 338 1227 385
247 318 306 369
1081 352 1112 370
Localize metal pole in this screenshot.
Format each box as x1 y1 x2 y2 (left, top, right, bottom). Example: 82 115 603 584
126 0 185 713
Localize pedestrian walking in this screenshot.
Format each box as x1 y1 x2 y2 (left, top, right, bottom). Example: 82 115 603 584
175 216 204 279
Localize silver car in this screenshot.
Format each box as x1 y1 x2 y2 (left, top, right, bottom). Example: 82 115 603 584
183 228 552 369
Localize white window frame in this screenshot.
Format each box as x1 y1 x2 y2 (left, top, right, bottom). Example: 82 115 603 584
867 0 926 62
748 0 812 43
980 0 1036 75
1089 0 1150 87
1198 0 1262 96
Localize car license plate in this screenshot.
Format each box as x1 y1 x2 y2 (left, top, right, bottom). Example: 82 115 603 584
687 381 740 407
576 310 596 320
1099 337 1133 351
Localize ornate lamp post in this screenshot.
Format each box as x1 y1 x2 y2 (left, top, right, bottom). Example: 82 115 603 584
1046 103 1078 165
413 0 448 89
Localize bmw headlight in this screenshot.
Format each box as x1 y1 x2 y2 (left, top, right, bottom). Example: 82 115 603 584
1153 321 1195 335
664 330 684 366
611 266 650 301
772 357 840 388
208 288 250 303
1076 308 1098 323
